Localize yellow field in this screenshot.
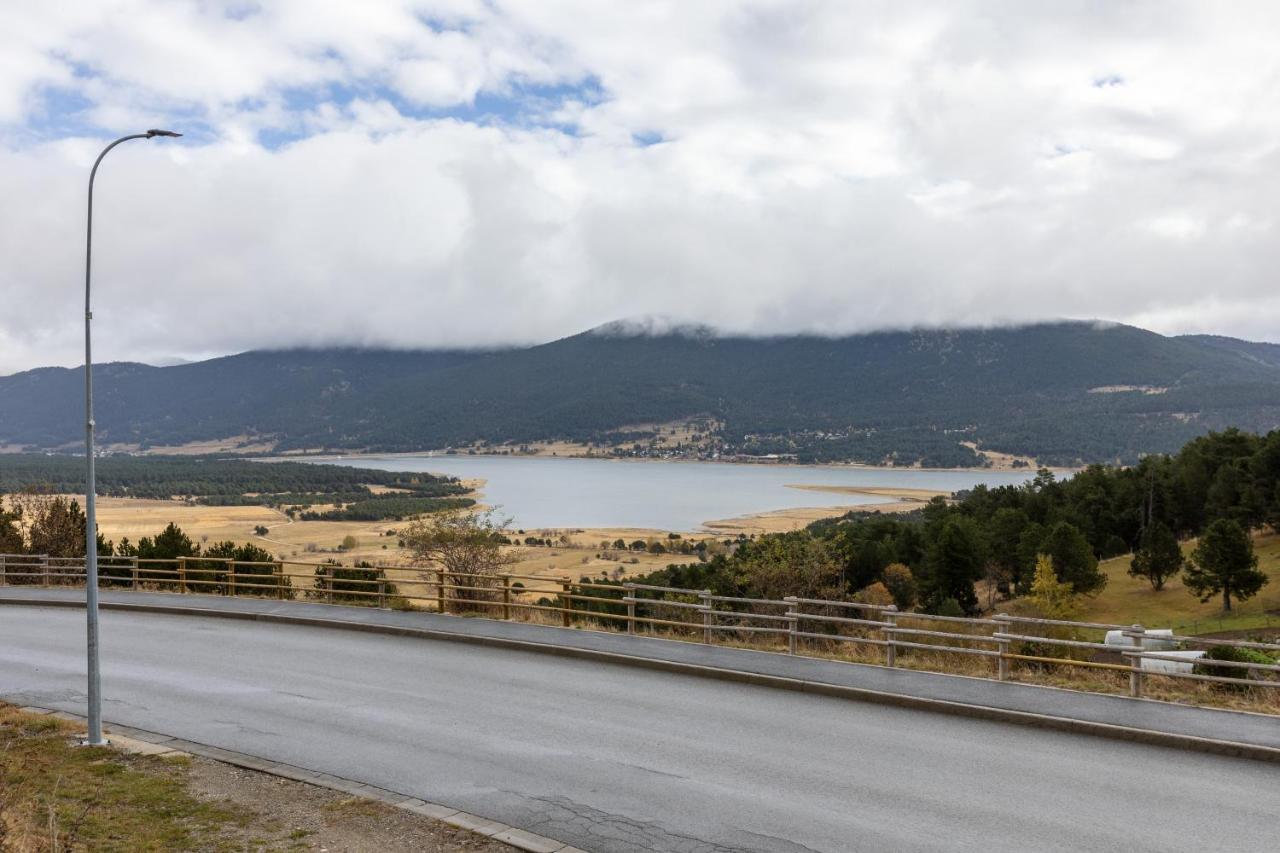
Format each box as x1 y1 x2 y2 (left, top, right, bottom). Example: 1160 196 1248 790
92 498 286 546
86 498 698 593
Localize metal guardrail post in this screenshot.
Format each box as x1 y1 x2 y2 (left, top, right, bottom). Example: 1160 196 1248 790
437 568 446 614
784 596 798 654
625 583 636 634
502 575 512 621
884 605 898 667
1129 623 1145 698
995 613 1010 681
701 590 713 644
561 581 572 627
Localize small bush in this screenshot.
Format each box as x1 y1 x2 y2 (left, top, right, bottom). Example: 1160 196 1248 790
853 582 894 607
310 561 397 605
1193 645 1277 691
926 597 964 618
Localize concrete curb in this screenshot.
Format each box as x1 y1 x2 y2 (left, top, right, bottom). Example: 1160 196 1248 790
4 595 1278 765
13 704 587 853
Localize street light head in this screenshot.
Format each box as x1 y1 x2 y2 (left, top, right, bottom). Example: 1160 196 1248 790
145 129 182 138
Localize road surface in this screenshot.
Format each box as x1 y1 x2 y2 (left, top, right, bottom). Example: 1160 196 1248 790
1 606 1274 852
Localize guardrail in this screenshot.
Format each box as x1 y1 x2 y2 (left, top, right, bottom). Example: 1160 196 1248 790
2 552 1277 704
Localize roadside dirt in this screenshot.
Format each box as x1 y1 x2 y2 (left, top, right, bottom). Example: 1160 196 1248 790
184 756 516 852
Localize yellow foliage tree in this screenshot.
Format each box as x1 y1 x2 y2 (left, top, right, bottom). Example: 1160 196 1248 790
1027 554 1081 622
853 581 894 608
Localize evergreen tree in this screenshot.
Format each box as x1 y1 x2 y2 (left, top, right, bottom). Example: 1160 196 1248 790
136 522 198 560
22 495 87 558
923 517 986 615
1038 521 1106 595
1128 522 1183 590
988 507 1029 590
1185 519 1268 611
0 494 22 553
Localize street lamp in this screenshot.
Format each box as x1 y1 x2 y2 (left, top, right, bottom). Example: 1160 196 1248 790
82 129 181 745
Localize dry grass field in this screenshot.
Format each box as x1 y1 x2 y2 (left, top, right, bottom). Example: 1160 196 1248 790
92 497 286 545
1069 532 1280 635
85 497 702 597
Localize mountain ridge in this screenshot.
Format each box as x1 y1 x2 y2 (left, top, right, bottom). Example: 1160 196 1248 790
3 320 1280 467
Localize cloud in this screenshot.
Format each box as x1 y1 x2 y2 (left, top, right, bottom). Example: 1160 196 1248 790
2 1 1280 373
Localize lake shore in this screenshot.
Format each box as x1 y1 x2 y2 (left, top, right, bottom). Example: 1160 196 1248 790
270 448 1065 476
704 485 942 535
282 452 1038 531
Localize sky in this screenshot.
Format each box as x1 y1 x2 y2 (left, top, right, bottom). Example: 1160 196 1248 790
2 1 1280 374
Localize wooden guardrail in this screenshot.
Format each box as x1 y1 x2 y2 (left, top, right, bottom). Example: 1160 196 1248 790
2 552 1277 702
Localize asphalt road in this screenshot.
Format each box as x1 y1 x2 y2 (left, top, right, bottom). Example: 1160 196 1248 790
1 607 1275 853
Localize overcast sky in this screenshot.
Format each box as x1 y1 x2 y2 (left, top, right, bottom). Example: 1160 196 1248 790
2 1 1280 374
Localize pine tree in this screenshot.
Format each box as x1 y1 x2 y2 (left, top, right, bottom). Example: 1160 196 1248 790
1185 519 1268 611
1128 522 1183 590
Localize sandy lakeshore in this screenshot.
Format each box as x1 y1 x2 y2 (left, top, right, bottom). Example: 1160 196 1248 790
702 484 944 535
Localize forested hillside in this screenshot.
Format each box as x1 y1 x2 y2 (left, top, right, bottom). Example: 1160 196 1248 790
594 428 1280 617
3 321 1280 466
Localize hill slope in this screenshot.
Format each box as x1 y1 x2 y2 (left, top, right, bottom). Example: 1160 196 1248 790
3 321 1280 466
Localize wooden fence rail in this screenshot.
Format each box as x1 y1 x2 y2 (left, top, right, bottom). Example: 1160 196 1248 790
2 553 1277 704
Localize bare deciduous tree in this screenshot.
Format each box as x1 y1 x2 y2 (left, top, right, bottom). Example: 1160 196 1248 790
402 508 519 613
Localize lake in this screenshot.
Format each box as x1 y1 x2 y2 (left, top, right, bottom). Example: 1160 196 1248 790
311 454 1038 531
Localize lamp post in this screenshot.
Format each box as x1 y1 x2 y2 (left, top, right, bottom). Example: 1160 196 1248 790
83 129 181 745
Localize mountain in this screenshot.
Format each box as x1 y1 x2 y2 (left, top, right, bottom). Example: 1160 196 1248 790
1178 334 1280 369
3 321 1280 466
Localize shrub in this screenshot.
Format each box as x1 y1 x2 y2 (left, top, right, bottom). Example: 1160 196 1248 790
853 582 894 607
310 560 397 605
204 541 290 599
926 597 965 618
881 563 917 610
1193 645 1277 691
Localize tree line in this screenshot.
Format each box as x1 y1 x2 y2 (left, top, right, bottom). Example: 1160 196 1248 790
0 455 463 502
577 429 1277 617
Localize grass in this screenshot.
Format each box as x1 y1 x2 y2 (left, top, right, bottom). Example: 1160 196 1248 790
321 798 395 820
0 705 249 852
1072 532 1280 635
